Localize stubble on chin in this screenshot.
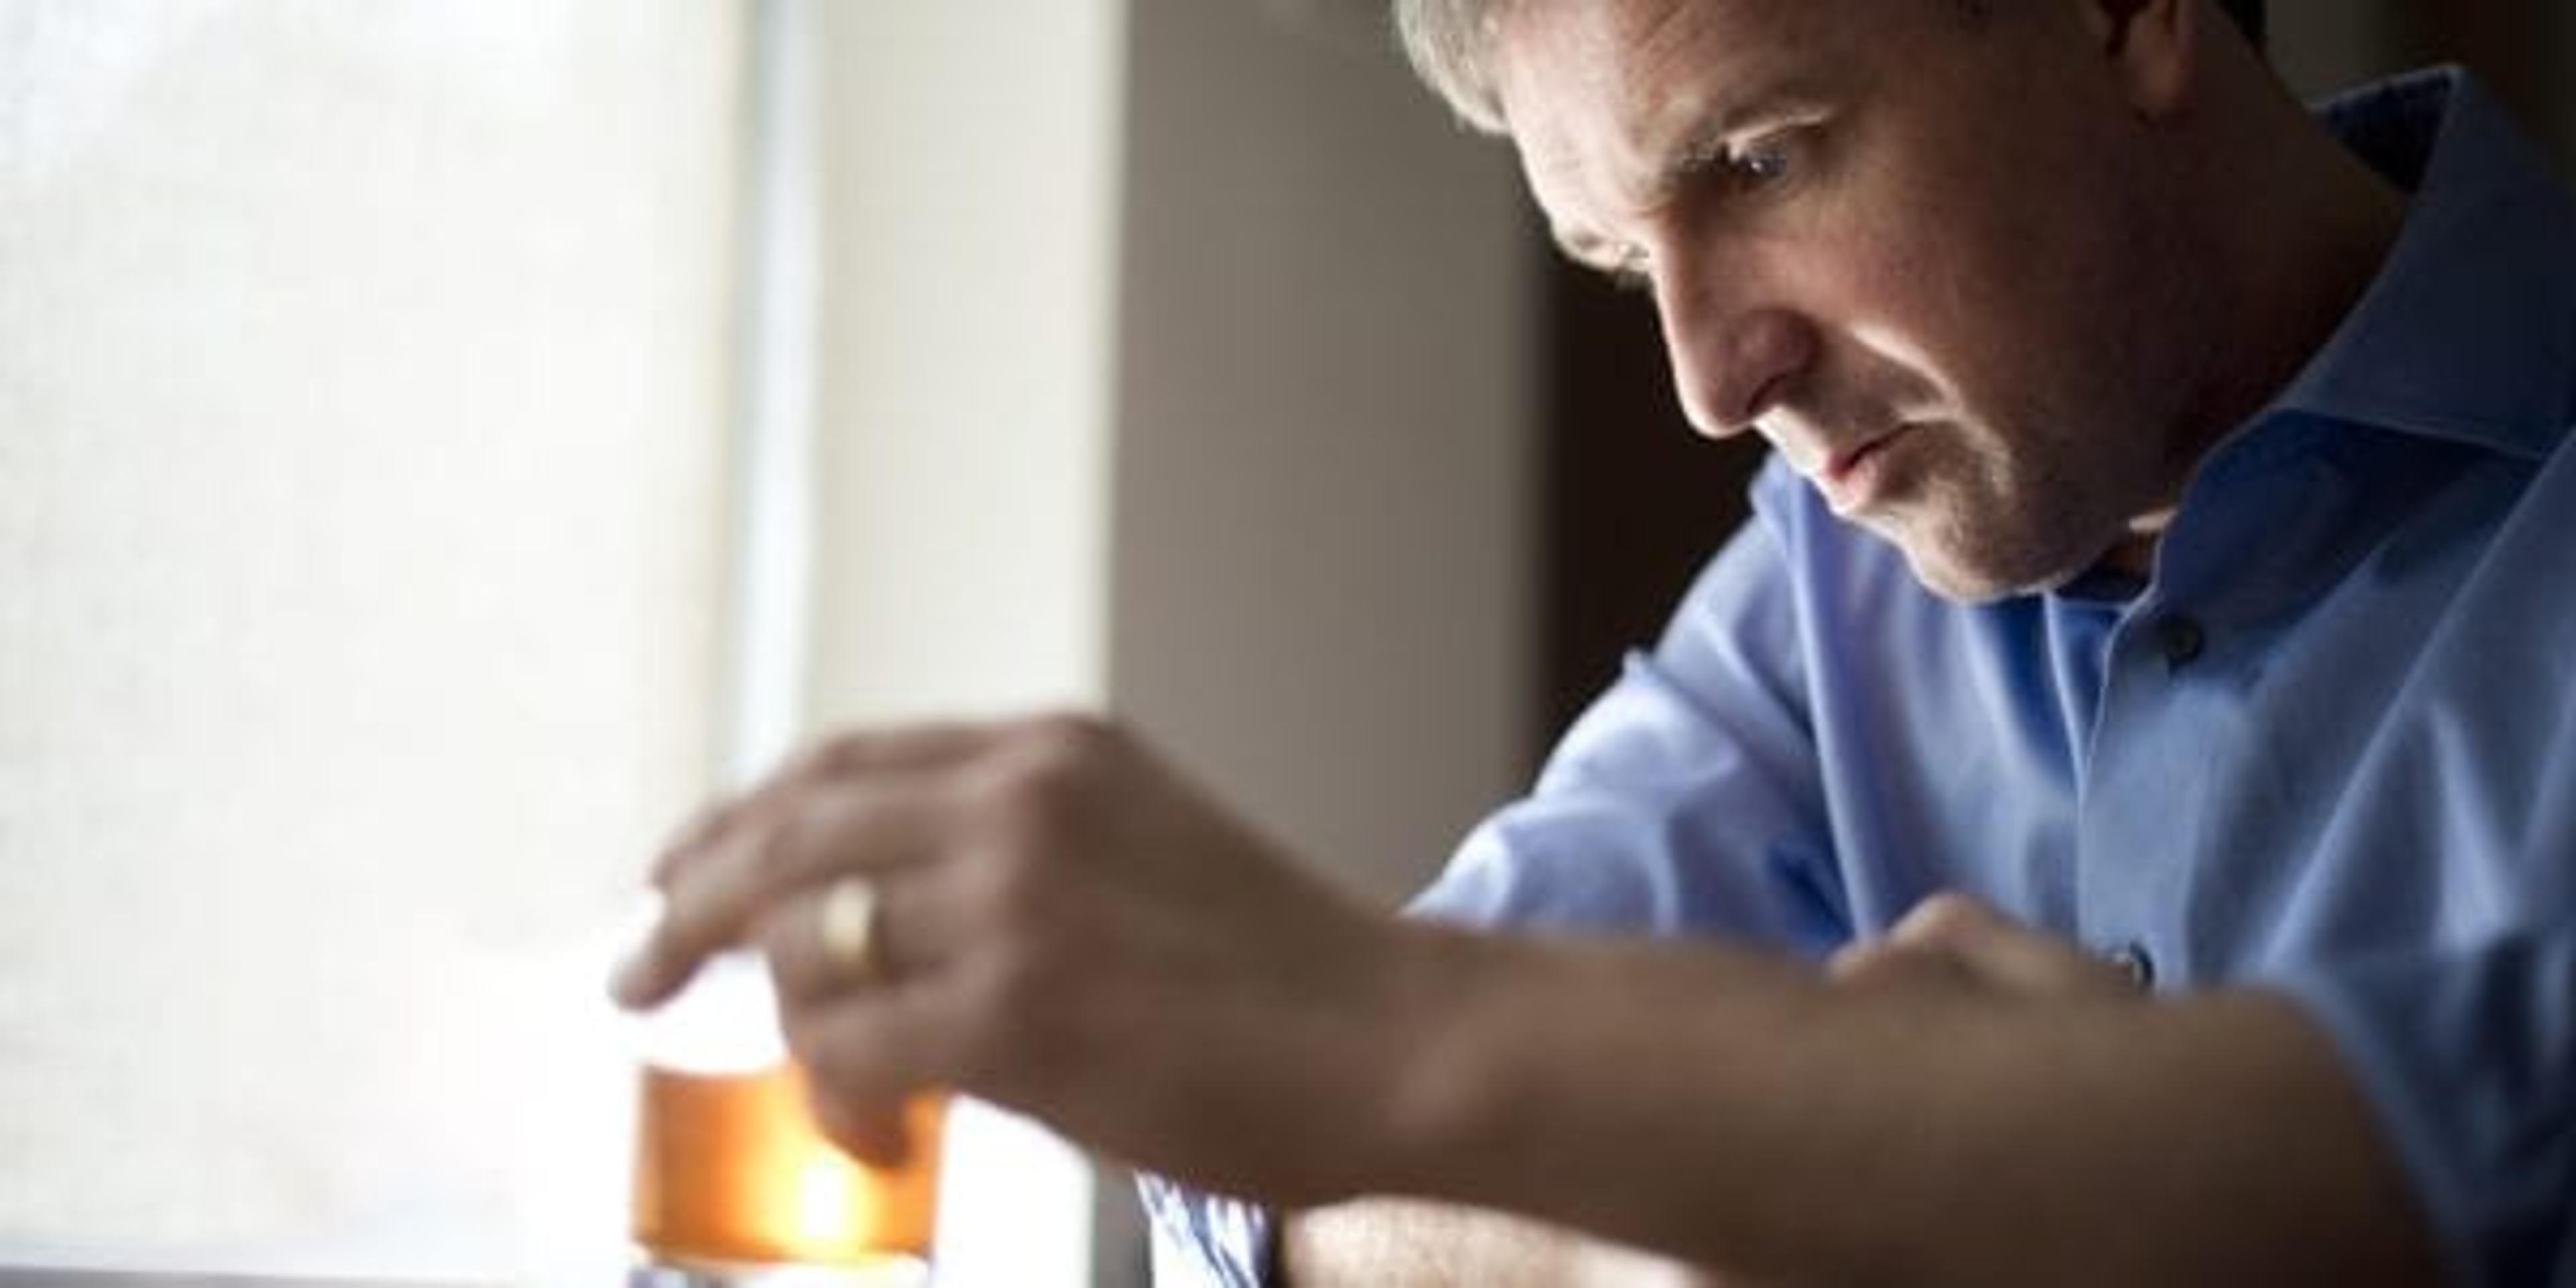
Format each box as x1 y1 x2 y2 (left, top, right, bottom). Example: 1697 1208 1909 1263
1865 472 2112 604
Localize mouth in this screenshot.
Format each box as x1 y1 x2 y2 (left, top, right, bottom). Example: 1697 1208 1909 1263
1817 425 1917 513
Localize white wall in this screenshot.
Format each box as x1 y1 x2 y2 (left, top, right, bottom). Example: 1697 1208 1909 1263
0 0 741 1275
805 4 1130 727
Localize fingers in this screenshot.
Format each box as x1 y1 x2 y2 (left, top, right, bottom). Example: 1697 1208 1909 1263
1829 893 2142 1002
755 862 974 1004
1825 934 1975 991
614 711 1152 1162
647 721 997 886
809 1095 916 1172
1891 893 2088 997
612 730 988 1010
786 987 959 1169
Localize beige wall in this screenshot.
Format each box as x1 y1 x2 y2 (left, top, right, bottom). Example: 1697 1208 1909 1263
1111 0 1536 910
0 0 740 1274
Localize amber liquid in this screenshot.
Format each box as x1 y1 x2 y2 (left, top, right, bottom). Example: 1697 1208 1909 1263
630 1062 945 1274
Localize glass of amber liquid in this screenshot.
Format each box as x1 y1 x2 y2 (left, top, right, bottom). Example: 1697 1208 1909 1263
628 953 945 1287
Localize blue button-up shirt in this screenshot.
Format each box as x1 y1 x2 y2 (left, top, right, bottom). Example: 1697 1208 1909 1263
1148 67 2576 1287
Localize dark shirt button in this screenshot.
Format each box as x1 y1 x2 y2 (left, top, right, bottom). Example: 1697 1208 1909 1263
2107 942 2157 991
2155 614 2206 667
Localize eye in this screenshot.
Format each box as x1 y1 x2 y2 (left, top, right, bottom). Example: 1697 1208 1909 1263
1732 139 1792 184
1681 128 1802 193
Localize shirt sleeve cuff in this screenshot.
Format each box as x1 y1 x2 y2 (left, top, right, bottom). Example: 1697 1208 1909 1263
1138 1171 1277 1288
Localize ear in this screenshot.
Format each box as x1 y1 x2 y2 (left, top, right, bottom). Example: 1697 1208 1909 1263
2078 0 2197 117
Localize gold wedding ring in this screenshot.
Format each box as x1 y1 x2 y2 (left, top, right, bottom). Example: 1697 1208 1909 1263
818 874 881 983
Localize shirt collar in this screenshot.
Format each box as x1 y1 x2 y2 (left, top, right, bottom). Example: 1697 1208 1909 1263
2272 67 2576 460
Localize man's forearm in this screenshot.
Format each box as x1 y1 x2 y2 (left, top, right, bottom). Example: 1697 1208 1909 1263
1360 926 2440 1287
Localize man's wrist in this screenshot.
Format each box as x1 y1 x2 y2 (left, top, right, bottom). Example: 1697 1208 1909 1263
1354 921 1528 1198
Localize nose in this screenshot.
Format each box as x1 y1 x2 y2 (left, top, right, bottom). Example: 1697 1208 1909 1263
1651 266 1817 440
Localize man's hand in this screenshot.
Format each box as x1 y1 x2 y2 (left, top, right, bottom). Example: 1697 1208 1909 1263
608 712 1420 1205
1824 892 2144 1002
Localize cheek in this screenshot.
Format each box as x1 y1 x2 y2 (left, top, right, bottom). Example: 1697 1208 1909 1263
1822 235 2022 413
1870 118 2143 358
1799 172 2052 395
1883 213 2141 427
1800 115 2158 423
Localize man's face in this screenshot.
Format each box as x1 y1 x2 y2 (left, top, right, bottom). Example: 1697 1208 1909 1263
1492 0 2213 600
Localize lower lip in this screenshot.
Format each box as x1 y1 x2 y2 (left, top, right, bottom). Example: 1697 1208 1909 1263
1821 428 1914 515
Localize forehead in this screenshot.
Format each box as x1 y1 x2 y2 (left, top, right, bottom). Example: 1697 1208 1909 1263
1491 0 1874 194
1490 0 1958 91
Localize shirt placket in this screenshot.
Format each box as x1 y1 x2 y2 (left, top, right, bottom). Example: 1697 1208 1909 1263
2067 419 2354 990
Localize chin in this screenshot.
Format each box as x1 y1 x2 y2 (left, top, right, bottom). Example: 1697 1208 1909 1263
1906 561 2021 604
1898 540 2088 605
1874 498 2114 604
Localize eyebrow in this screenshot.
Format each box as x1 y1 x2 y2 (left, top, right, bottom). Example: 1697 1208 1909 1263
1543 73 1833 267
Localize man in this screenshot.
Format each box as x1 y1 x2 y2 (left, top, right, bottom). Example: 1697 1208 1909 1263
611 0 2576 1283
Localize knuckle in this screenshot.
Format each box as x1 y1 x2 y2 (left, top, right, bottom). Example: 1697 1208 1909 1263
1022 708 1118 757
790 731 860 781
743 817 790 878
978 730 1104 841
955 841 1059 951
743 814 812 891
1011 712 1128 790
1824 941 1880 979
1899 891 1984 941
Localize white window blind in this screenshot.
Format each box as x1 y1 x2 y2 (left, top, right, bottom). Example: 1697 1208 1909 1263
0 1 742 1277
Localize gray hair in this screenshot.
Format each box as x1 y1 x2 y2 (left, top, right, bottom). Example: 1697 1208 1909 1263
1393 0 1519 135
1392 0 2271 136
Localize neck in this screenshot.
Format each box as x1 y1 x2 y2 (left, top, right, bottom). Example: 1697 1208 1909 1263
2100 74 2412 582
2191 105 2411 459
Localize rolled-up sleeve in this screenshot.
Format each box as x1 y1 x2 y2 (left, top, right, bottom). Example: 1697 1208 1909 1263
2251 684 2576 1285
2267 921 2576 1283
